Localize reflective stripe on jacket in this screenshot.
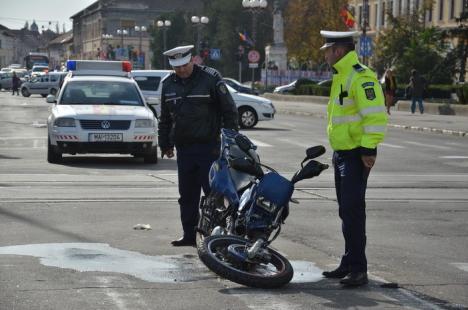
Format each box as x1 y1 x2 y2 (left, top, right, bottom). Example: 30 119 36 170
327 51 387 151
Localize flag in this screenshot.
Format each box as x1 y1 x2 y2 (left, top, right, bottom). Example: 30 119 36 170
340 6 355 29
239 32 254 46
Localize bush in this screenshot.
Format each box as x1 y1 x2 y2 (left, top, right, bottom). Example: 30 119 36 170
455 83 468 105
295 84 330 96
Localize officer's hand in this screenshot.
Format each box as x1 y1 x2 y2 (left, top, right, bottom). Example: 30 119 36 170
361 155 376 169
162 148 174 159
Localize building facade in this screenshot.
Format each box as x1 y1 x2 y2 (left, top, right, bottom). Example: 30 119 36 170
70 0 202 69
349 0 466 33
0 25 16 68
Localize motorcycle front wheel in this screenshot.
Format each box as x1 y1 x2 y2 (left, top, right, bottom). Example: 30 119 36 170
198 235 293 288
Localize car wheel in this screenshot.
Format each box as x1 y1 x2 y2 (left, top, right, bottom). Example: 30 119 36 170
143 147 158 164
47 137 62 164
41 94 47 98
50 88 57 96
21 88 30 97
238 107 258 129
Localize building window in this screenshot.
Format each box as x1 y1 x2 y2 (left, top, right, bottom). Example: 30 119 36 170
427 7 433 22
359 5 363 27
450 0 455 19
439 0 444 20
415 0 420 11
398 0 402 15
382 2 386 26
0 39 2 48
389 1 393 16
375 4 378 27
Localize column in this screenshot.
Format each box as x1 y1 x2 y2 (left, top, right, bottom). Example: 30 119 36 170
377 0 382 30
393 0 399 17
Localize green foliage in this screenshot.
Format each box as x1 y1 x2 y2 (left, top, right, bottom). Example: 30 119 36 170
373 10 456 85
295 84 331 96
455 84 468 104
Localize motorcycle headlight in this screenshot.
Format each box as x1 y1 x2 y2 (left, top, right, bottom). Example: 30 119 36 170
54 117 76 127
135 119 154 128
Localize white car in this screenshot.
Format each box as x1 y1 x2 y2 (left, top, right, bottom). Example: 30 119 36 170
131 70 172 117
131 70 275 129
227 85 275 129
46 60 158 164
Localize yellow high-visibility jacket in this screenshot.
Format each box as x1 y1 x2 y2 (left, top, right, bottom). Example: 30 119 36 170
327 51 387 154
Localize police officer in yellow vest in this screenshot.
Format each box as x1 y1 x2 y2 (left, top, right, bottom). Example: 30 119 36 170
319 30 387 286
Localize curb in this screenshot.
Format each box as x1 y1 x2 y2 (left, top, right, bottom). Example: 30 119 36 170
274 108 468 138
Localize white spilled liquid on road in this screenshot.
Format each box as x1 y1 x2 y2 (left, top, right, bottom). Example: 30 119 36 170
0 243 323 284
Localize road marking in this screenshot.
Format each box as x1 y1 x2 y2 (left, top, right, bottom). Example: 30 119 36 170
249 139 273 147
276 138 311 148
451 263 468 272
404 140 452 150
440 156 468 159
381 142 406 149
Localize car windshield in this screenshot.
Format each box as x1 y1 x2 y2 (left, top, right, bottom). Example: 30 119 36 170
60 81 143 106
225 84 237 93
32 67 48 72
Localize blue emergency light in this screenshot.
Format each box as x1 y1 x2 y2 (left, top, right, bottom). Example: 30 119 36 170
66 60 77 71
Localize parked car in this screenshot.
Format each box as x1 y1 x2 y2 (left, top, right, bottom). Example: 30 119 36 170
317 79 332 87
0 70 28 90
222 77 259 95
20 72 68 97
227 85 275 129
273 78 318 94
30 65 49 78
131 70 172 117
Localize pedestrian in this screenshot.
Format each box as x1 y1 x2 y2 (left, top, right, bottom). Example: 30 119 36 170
11 71 21 96
319 30 388 287
408 69 425 114
384 68 397 115
158 45 239 247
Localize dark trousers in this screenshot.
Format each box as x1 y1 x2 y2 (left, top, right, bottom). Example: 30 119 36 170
333 149 370 272
176 143 219 239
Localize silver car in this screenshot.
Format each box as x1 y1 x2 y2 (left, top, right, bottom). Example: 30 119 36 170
20 72 68 97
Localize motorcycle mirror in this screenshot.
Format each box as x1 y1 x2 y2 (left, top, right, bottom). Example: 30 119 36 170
302 145 326 167
229 157 264 178
291 160 329 184
306 145 326 160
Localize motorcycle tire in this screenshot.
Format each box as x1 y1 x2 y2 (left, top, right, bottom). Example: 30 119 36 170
198 235 294 289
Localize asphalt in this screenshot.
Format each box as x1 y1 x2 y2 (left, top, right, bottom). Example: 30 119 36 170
263 95 468 137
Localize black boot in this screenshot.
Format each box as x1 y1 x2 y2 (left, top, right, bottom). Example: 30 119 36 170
171 236 196 247
322 266 349 279
340 272 368 286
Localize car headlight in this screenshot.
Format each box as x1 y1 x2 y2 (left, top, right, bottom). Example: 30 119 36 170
54 117 76 127
135 119 154 128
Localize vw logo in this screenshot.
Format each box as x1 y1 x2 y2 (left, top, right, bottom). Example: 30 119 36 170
100 120 111 129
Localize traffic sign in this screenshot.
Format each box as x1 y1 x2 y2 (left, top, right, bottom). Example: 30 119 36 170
248 50 260 63
359 36 373 57
210 48 221 60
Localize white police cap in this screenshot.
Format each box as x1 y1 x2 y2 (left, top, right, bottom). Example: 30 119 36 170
319 30 359 50
163 45 194 67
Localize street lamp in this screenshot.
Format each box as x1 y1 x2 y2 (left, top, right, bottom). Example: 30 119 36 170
134 25 147 69
242 0 268 88
157 20 172 69
191 16 209 55
101 34 113 60
116 29 128 60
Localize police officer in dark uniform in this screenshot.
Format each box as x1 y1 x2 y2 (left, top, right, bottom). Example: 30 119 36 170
159 45 239 246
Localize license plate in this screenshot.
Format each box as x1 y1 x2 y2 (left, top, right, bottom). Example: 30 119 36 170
89 133 123 142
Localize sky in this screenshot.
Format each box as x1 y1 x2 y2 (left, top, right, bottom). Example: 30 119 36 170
0 0 96 32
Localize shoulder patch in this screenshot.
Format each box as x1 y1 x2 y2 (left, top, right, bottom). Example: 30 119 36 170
365 88 376 100
353 63 365 73
361 81 374 88
201 66 222 79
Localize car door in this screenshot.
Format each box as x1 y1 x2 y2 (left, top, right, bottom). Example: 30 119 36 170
29 75 48 94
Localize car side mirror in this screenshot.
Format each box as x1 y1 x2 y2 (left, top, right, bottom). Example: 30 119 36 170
46 95 56 103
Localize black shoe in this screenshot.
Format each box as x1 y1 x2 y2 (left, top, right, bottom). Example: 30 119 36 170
171 236 196 247
340 272 368 287
322 266 349 279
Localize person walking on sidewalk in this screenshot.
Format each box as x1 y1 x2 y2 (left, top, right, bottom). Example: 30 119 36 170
11 71 21 96
158 45 239 247
319 30 388 287
408 69 425 114
384 69 397 115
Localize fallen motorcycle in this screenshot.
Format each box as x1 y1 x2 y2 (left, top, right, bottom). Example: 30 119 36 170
197 128 328 288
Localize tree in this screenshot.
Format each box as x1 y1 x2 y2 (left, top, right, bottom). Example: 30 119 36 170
373 7 455 84
284 0 347 66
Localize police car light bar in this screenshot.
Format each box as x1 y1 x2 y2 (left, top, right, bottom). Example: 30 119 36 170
66 60 132 76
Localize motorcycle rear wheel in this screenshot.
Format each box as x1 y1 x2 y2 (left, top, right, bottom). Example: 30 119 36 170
198 235 294 288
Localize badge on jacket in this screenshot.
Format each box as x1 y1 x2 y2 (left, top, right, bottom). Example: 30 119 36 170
364 88 376 100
